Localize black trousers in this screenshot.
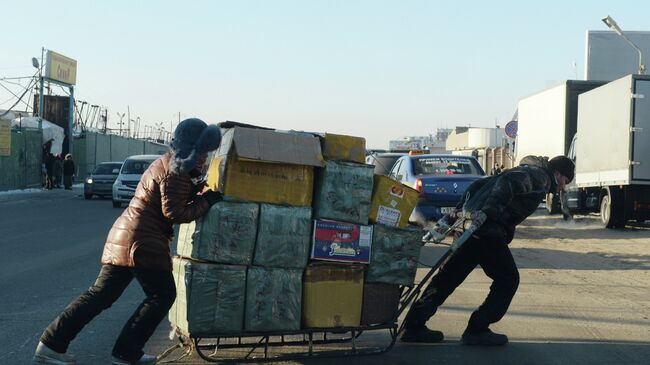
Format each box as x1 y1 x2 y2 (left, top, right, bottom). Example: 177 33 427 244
40 264 176 361
405 236 520 331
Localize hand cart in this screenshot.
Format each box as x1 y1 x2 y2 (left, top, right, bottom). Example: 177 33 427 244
157 210 486 364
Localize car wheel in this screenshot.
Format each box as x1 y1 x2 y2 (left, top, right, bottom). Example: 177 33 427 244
112 200 121 208
600 187 624 229
84 193 93 200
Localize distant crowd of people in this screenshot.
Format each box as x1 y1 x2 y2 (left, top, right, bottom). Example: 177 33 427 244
41 151 75 190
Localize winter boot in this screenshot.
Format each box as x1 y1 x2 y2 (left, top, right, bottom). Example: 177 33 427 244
461 328 508 346
400 327 444 343
33 341 77 365
111 354 157 365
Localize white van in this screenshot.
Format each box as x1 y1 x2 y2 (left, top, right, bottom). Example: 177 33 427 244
112 154 161 208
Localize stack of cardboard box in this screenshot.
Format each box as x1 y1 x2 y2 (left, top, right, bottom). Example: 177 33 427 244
170 124 422 335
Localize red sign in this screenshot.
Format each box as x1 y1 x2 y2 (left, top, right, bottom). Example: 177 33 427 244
505 120 517 138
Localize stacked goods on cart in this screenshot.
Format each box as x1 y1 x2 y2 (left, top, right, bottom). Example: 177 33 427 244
363 179 422 325
305 134 373 328
170 124 323 336
307 136 422 328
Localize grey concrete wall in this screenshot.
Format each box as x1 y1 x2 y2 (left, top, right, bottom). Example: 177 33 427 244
0 129 43 191
76 132 168 178
0 130 168 191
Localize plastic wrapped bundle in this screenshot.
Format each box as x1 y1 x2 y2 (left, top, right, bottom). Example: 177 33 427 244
245 267 302 332
169 257 247 336
176 200 259 265
366 224 423 286
312 160 374 224
253 204 312 268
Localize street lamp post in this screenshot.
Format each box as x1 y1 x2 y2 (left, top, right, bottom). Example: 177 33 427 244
602 15 645 75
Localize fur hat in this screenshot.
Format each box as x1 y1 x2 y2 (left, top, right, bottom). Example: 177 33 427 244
169 118 221 174
549 156 575 182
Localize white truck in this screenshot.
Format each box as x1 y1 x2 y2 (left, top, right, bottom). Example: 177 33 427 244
567 74 650 228
516 80 605 213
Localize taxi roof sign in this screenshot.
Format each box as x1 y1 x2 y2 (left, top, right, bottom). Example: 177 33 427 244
408 150 424 156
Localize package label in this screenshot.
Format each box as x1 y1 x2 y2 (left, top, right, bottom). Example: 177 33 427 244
375 206 401 227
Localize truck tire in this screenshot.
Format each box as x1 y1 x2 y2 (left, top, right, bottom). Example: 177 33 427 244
600 187 625 229
546 193 561 214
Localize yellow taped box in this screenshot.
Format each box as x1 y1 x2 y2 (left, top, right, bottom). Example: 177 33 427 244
321 133 366 163
207 154 314 207
368 175 420 228
206 126 325 207
302 263 364 328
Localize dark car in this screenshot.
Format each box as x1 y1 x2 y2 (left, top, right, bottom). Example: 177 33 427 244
388 154 486 221
84 162 123 200
365 152 407 175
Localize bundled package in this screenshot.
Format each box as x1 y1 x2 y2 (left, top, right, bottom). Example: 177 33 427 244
302 263 364 328
176 200 259 265
206 126 324 206
312 160 374 224
366 224 423 286
368 175 419 228
253 204 312 268
169 257 247 336
245 267 303 332
320 133 366 163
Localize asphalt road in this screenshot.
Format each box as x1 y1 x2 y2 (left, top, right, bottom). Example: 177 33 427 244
1 188 649 364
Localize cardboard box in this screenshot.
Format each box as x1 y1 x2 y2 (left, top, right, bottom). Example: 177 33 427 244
368 175 420 228
311 219 373 264
207 126 324 206
169 257 247 336
312 160 374 224
321 133 366 163
302 263 364 328
360 283 401 325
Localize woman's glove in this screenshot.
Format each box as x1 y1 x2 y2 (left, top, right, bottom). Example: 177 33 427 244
203 190 223 205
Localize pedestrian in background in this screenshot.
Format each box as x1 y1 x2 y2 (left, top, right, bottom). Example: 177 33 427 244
62 154 75 190
52 154 63 188
401 155 575 346
45 153 55 190
33 119 223 365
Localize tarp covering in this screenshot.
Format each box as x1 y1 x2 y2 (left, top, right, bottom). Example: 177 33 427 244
313 160 374 224
176 200 259 265
169 257 247 336
245 267 302 332
366 224 423 286
253 204 312 268
10 117 64 155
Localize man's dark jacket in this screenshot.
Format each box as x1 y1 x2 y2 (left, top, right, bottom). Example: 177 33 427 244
456 156 555 243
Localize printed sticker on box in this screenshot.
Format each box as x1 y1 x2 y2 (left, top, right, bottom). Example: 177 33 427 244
376 206 401 227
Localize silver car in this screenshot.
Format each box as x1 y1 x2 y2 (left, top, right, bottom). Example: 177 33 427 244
112 154 160 208
84 162 123 200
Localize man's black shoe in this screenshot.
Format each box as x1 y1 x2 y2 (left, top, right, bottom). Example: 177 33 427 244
461 328 508 346
400 327 444 343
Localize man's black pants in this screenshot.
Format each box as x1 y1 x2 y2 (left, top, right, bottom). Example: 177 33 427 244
405 235 520 332
40 264 176 361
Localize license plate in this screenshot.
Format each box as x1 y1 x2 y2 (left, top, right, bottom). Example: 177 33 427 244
440 207 455 214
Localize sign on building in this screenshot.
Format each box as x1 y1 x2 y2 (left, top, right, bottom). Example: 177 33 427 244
46 50 77 85
0 120 11 156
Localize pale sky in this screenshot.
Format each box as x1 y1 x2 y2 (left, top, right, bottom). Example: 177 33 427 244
1 1 647 148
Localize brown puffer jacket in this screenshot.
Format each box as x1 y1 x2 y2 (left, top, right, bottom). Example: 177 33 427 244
102 152 211 271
